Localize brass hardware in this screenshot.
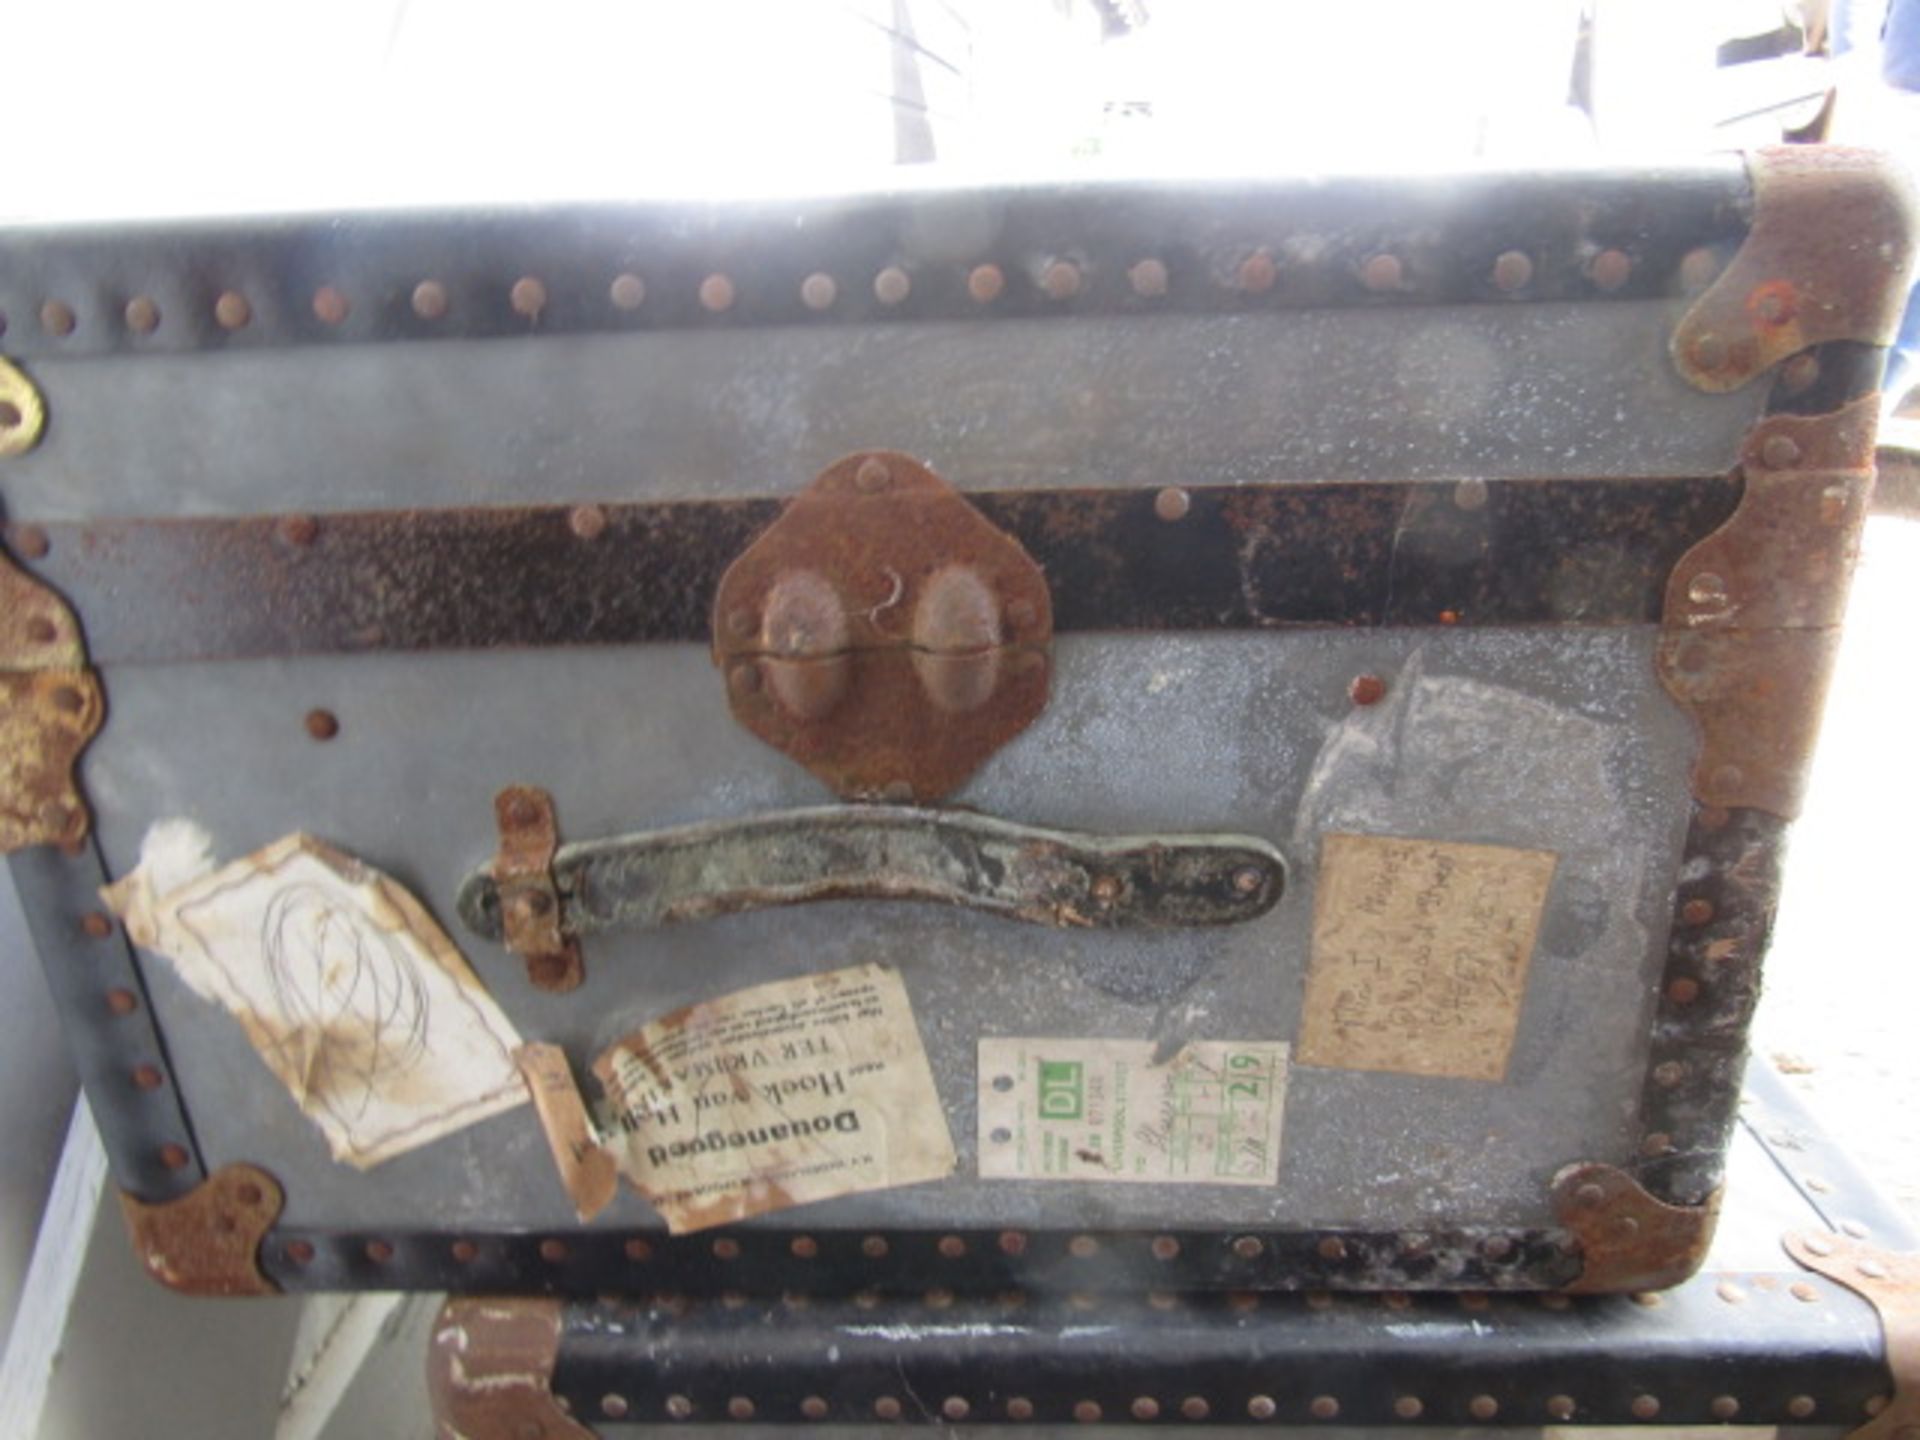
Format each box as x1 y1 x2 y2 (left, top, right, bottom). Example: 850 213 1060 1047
1785 1230 1920 1440
712 451 1052 803
119 1164 283 1296
1 540 104 852
490 786 582 992
1672 147 1918 393
1552 1162 1721 1294
0 358 46 457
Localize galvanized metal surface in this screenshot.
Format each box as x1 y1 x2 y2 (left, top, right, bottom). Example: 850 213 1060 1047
0 303 1767 524
78 622 1692 1239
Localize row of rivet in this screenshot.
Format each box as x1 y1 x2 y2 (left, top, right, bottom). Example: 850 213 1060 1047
599 1388 1852 1423
0 243 1693 341
76 906 194 1175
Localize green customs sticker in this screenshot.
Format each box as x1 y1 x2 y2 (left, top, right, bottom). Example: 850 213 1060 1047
977 1039 1289 1184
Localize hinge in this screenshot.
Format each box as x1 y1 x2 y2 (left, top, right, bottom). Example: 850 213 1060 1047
1552 1162 1722 1294
1 535 104 852
490 785 583 992
428 1298 596 1440
1785 1230 1920 1440
119 1164 283 1296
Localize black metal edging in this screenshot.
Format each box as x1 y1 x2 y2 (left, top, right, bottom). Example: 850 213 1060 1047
16 475 1741 665
0 164 1750 359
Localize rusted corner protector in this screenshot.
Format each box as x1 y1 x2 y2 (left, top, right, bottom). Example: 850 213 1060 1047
1656 395 1879 818
491 786 583 993
1673 147 1918 393
1785 1231 1920 1440
1 541 104 852
119 1164 283 1296
1552 1162 1722 1294
429 1297 597 1440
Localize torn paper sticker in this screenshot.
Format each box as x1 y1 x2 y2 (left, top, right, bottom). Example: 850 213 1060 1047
577 963 954 1234
1297 832 1558 1082
103 824 526 1168
977 1038 1288 1184
516 1043 619 1223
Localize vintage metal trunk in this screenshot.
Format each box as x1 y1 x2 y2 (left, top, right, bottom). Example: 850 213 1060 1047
1 149 1911 1299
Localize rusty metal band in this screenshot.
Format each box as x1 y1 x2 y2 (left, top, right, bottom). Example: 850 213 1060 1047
0 165 1749 359
13 476 1740 665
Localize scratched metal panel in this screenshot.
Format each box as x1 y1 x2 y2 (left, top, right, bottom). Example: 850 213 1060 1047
0 302 1763 523
82 622 1691 1233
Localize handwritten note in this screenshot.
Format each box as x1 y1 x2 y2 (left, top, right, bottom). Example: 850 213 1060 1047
1297 833 1557 1082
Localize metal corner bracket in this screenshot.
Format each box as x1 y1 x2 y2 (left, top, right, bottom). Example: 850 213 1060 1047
1656 394 1878 818
1552 1162 1722 1294
1785 1229 1920 1440
428 1297 597 1440
490 785 583 992
119 1163 284 1296
2 537 104 852
1672 146 1918 393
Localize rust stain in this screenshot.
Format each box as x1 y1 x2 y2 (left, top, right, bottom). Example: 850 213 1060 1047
427 1298 595 1440
119 1164 283 1296
1552 1162 1721 1294
1 538 104 852
1673 147 1917 392
1657 396 1878 818
490 786 582 992
711 451 1053 802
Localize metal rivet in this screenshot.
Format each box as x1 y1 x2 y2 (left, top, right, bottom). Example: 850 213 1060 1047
25 616 56 644
1782 353 1820 393
1469 1395 1499 1420
874 267 911 305
1154 486 1191 521
1687 572 1727 606
366 1239 395 1262
1801 1234 1836 1257
285 1239 315 1264
1492 250 1533 291
1680 247 1723 292
451 1240 478 1263
944 1397 971 1421
967 264 1004 303
276 514 320 549
1042 260 1082 299
1131 1397 1159 1421
1844 1220 1871 1239
873 1397 903 1421
854 457 892 493
1394 1396 1424 1420
1690 333 1728 371
712 1236 741 1260
1631 1395 1660 1420
133 1064 164 1091
1129 258 1168 297
1453 477 1490 511
800 273 837 311
1232 1235 1263 1258
925 1287 954 1309
1310 1396 1339 1420
40 301 76 336
1247 1396 1276 1420
1716 1280 1746 1304
728 1397 755 1420
1653 1061 1685 1088
1006 1398 1034 1421
124 297 161 333
666 1395 694 1419
1590 248 1632 291
211 290 251 331
1237 251 1277 293
728 662 761 699
1791 1281 1820 1302
1349 673 1387 707
1307 1291 1334 1310
800 1397 827 1420
1481 1235 1515 1261
304 709 339 742
49 685 83 715
1754 285 1798 325
80 911 114 939
1762 435 1802 469
11 525 50 561
411 281 449 320
1538 1293 1569 1311
1547 1395 1576 1420
862 1235 889 1258
1151 1235 1180 1260
610 273 646 311
601 1394 629 1419
790 1235 818 1258
1228 1291 1258 1314
1805 1175 1834 1194
1317 1236 1347 1262
1148 1290 1178 1310
1681 897 1714 925
938 1234 966 1258
1787 1396 1816 1418
510 277 548 319
313 287 350 325
539 1238 567 1262
1180 1398 1209 1421
569 504 608 541
699 274 735 313
1859 1258 1890 1280
853 1289 879 1309
1362 253 1403 291
1231 868 1264 896
625 1237 653 1261
1711 1396 1740 1419
106 988 138 1015
997 1230 1026 1255
1069 1234 1098 1258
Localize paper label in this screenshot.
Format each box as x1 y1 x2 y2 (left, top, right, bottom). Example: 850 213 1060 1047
1297 832 1557 1082
591 964 955 1233
516 1044 620 1223
103 825 526 1168
977 1038 1288 1184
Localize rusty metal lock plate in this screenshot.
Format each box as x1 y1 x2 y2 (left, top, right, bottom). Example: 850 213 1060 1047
711 451 1052 803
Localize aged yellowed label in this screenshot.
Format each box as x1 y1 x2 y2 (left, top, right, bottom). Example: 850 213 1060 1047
516 1044 620 1223
103 824 526 1168
977 1038 1288 1184
1297 833 1558 1082
591 964 955 1233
